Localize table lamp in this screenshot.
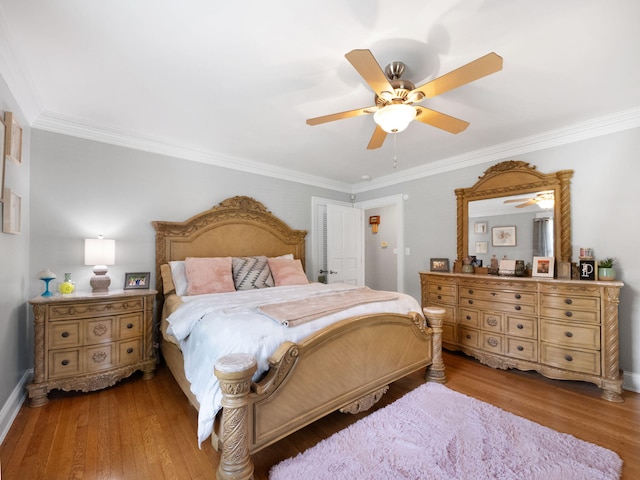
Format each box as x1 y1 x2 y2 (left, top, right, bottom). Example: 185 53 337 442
84 236 115 293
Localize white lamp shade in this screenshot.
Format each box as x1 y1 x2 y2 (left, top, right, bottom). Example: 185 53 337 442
373 104 417 133
84 238 115 266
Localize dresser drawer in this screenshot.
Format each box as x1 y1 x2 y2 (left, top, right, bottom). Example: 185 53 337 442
428 292 457 305
540 343 600 375
460 297 537 315
481 332 503 354
459 308 480 328
459 327 480 348
428 283 457 297
540 306 599 324
85 344 115 372
540 320 600 350
49 349 81 378
482 312 504 333
459 287 536 305
85 317 114 344
48 298 144 321
119 339 143 365
505 337 537 361
506 315 537 339
49 321 81 349
541 294 600 311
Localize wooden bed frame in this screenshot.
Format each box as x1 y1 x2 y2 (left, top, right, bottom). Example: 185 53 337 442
153 196 446 480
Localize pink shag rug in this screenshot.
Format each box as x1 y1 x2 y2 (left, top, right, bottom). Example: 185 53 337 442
270 383 622 480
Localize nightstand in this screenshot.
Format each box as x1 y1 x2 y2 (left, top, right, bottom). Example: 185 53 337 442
27 289 157 407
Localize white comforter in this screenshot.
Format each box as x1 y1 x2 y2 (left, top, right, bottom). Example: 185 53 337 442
166 282 422 445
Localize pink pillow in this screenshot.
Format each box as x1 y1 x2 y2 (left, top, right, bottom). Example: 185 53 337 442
185 257 235 295
267 257 308 286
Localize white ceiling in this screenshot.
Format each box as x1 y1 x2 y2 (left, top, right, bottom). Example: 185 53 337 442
1 0 639 192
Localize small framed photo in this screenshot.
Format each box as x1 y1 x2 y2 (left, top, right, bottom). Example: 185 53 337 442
492 226 516 247
474 222 488 234
532 256 554 278
430 258 450 272
4 112 22 165
124 272 150 289
475 241 488 254
2 188 21 234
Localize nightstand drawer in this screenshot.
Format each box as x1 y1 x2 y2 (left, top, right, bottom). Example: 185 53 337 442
49 349 81 378
118 313 143 338
85 344 115 372
85 317 114 344
119 339 143 364
48 298 144 320
49 322 81 349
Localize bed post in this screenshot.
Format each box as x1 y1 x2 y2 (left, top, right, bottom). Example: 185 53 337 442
214 354 258 480
423 307 447 383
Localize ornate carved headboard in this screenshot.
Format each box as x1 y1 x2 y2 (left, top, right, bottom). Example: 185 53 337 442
152 196 307 295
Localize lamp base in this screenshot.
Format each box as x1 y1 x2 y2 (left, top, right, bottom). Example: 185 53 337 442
90 273 111 294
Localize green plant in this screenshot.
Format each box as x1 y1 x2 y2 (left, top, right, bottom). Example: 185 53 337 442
598 257 615 268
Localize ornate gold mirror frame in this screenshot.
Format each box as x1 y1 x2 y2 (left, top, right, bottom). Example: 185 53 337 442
456 160 574 264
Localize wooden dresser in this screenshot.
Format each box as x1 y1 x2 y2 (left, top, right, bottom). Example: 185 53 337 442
27 289 157 406
420 272 624 401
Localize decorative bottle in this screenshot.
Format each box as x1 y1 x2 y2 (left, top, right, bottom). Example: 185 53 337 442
58 273 76 296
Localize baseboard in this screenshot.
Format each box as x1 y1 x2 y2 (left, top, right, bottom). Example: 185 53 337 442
623 369 639 393
0 369 31 445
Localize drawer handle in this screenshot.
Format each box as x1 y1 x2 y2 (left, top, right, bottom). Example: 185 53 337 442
437 295 442 300
61 331 70 338
127 347 134 354
468 300 474 305
468 289 474 294
565 311 573 317
437 286 442 291
514 305 521 311
516 323 524 330
517 345 524 351
487 317 498 327
564 331 573 338
487 337 499 347
564 298 573 305
514 294 521 299
491 292 497 296
564 355 573 362
61 359 69 366
466 315 472 321
127 323 134 329
466 334 471 340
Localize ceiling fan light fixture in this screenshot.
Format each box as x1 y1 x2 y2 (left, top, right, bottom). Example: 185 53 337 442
373 104 416 133
537 198 555 209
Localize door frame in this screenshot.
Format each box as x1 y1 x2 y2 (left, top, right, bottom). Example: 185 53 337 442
311 194 405 292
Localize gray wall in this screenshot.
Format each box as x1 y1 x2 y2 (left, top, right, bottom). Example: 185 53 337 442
0 77 30 440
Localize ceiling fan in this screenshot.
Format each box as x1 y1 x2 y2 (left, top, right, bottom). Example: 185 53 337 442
306 49 503 149
503 191 555 209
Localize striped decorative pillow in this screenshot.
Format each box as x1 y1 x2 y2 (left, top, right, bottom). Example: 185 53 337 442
232 256 275 290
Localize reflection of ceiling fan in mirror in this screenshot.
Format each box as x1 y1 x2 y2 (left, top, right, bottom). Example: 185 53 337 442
306 50 503 149
503 191 555 209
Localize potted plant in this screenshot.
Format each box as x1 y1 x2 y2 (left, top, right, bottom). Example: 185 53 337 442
598 257 616 281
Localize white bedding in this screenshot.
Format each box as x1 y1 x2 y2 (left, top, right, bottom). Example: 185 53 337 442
166 282 423 446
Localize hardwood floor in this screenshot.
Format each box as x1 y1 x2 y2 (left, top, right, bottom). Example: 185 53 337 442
2 351 638 479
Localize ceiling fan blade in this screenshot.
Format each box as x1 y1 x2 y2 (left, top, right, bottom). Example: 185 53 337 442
345 49 395 100
504 197 532 203
367 125 387 149
306 106 375 126
412 52 503 99
516 199 537 208
414 107 469 134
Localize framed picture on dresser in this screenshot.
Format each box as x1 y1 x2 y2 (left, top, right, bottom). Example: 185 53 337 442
532 256 554 277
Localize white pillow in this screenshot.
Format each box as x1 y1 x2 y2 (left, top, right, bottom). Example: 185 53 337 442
169 260 188 296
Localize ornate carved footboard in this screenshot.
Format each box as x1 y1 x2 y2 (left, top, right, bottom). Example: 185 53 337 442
214 308 446 480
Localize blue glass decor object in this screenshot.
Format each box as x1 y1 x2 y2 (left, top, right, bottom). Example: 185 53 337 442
37 269 57 297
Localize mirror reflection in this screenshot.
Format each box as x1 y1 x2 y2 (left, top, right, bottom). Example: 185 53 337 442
468 192 554 266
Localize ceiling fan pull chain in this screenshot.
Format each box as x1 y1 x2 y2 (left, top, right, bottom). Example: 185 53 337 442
393 132 398 169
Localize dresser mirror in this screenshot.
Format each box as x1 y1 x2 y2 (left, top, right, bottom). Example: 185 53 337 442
455 160 574 265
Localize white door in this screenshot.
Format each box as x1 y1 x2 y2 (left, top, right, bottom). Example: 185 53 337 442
326 204 363 285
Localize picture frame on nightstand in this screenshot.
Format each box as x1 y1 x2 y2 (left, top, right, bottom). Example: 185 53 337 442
124 272 150 289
